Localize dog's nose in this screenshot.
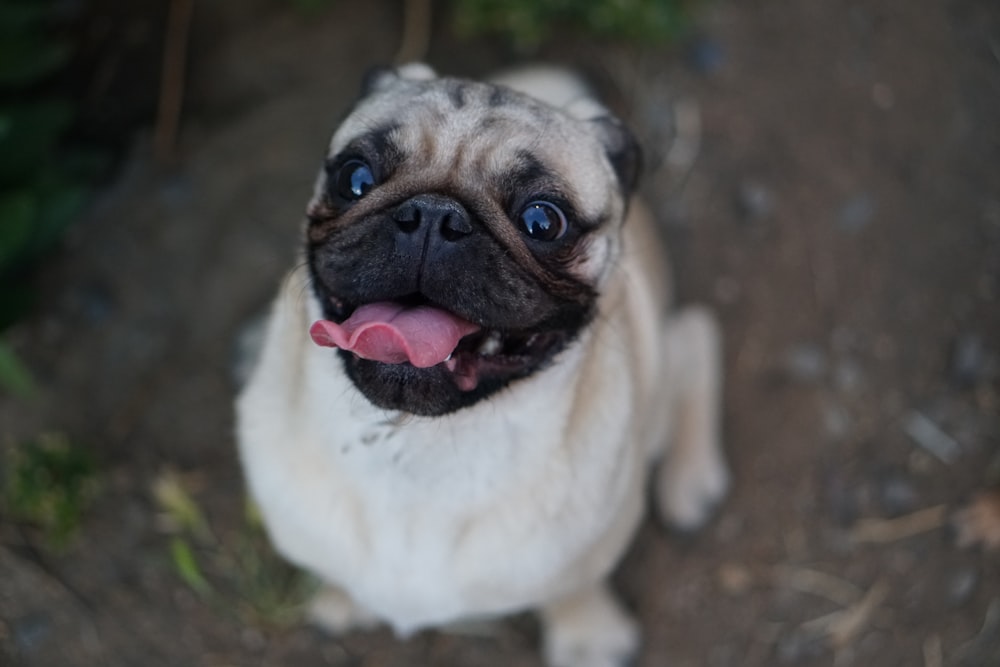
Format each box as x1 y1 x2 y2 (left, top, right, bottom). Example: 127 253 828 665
393 194 473 242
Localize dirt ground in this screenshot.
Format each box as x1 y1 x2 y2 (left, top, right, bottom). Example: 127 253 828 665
2 1 999 666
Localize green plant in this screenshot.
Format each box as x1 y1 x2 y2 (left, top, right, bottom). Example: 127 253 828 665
0 0 102 332
2 433 100 548
153 471 315 625
0 0 107 396
227 501 317 626
0 2 72 86
452 0 694 50
0 339 37 397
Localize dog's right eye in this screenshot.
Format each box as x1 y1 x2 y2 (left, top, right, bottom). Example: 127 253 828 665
335 160 376 200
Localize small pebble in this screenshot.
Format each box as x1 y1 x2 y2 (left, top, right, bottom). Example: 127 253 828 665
950 333 987 389
834 357 864 394
13 613 51 653
784 342 828 383
875 468 919 517
79 282 115 324
837 193 876 232
736 181 775 221
946 567 979 607
822 401 852 440
686 35 726 74
63 281 116 325
903 410 961 464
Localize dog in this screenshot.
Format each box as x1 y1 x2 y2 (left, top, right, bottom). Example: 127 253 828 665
236 63 729 667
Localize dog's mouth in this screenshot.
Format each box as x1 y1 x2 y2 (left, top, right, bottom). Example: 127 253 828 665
309 295 567 392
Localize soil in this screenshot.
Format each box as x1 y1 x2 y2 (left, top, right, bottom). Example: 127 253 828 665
2 1 999 666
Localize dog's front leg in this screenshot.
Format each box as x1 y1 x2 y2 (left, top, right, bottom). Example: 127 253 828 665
654 306 730 530
539 583 639 667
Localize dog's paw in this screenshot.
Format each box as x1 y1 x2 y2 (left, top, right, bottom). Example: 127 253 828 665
542 588 640 667
306 586 380 635
656 445 730 532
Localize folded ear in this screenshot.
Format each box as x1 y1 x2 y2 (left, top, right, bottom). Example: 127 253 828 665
591 116 642 196
361 62 437 97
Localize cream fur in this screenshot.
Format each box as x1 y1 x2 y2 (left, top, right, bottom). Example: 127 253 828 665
236 66 728 667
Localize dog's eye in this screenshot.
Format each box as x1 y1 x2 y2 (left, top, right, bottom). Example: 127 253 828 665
518 201 567 242
335 160 376 200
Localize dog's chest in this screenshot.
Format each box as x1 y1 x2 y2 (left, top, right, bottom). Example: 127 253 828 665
253 365 639 635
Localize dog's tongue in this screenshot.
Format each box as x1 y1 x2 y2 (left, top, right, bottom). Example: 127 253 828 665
309 302 480 368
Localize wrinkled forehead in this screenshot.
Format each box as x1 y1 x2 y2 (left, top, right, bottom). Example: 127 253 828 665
327 79 619 221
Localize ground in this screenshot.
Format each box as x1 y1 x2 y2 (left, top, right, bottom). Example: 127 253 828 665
1 1 999 666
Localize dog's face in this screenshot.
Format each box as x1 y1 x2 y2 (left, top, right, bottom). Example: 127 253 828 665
305 65 639 416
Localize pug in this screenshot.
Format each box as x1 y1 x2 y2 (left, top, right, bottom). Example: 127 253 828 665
236 63 729 667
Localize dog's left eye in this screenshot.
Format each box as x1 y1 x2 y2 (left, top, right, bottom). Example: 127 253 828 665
335 160 376 200
519 201 567 242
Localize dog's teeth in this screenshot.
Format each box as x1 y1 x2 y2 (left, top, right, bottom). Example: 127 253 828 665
445 353 453 361
525 334 539 347
478 332 503 356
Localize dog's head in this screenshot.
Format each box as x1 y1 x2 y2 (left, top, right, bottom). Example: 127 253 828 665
305 64 640 416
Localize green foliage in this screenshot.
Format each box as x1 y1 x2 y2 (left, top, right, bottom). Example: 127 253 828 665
2 434 100 548
153 472 314 625
0 0 101 330
170 536 213 597
452 0 693 49
284 0 692 48
153 469 214 541
227 499 317 625
0 0 72 86
0 34 71 86
0 339 37 397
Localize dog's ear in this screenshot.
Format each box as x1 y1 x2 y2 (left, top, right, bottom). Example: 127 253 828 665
361 63 438 97
591 116 642 197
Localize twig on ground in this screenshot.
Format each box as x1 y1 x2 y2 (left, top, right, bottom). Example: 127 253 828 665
793 577 890 651
850 504 948 544
394 0 431 64
154 0 195 163
826 579 889 649
775 566 863 607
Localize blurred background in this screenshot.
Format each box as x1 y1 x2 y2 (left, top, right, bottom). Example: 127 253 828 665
1 1 998 665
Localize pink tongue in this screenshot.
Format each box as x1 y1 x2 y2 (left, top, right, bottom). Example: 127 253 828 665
309 302 480 368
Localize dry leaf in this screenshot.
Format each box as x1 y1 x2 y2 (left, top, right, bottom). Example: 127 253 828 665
953 489 1000 552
